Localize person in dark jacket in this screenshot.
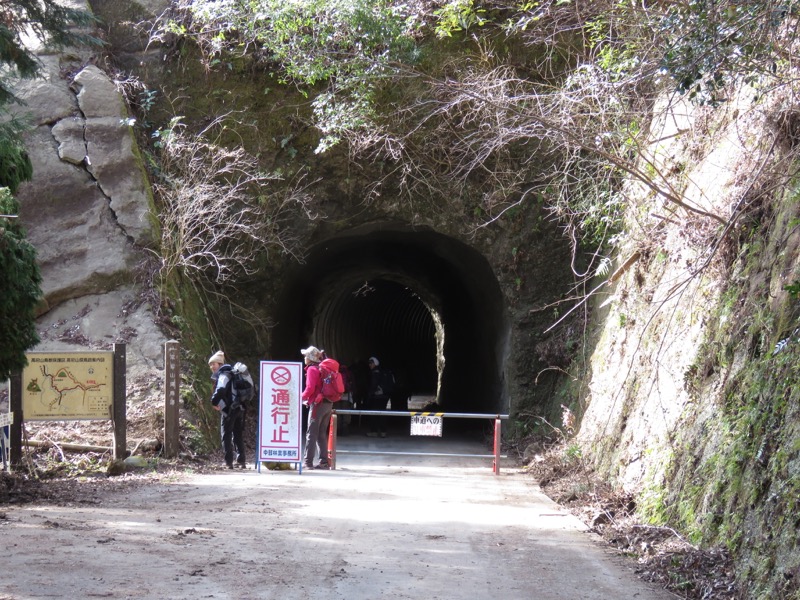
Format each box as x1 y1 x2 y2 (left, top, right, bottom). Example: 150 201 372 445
366 356 393 438
209 350 247 469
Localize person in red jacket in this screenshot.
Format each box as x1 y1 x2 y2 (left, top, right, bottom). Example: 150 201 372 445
300 345 332 470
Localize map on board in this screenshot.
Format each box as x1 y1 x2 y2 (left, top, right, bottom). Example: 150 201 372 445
23 353 114 420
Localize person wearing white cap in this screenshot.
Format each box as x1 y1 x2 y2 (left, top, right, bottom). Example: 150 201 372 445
300 345 324 363
300 346 332 470
208 350 247 469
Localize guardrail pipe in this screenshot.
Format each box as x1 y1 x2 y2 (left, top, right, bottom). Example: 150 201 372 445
328 413 338 470
493 418 501 475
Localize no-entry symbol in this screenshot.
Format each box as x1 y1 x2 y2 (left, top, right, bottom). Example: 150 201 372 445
270 366 292 386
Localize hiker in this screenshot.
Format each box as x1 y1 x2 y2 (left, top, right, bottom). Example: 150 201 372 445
209 350 247 469
389 365 411 413
366 356 394 438
300 345 332 470
349 358 371 410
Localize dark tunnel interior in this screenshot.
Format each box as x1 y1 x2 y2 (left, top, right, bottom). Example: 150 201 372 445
270 225 509 422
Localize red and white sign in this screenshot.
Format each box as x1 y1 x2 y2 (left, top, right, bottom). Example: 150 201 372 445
258 361 303 465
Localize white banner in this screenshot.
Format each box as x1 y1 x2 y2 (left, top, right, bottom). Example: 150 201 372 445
258 361 303 464
410 413 443 437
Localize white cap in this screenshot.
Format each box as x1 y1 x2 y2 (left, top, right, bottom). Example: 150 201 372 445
368 356 379 366
208 350 225 365
300 346 323 363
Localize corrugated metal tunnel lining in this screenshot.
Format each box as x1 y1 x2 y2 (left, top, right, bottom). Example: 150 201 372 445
317 279 439 399
271 225 508 415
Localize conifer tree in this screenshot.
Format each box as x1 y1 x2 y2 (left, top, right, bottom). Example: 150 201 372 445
0 189 42 380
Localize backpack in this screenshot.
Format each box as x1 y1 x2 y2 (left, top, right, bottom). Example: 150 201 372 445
229 362 255 410
339 364 353 393
375 367 395 398
319 358 345 401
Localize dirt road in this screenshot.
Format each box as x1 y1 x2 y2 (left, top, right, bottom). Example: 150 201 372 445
1 436 673 599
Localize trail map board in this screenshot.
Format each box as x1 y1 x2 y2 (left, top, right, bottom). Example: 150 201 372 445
22 352 114 420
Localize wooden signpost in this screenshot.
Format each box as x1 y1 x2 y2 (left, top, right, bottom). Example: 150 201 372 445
164 340 181 458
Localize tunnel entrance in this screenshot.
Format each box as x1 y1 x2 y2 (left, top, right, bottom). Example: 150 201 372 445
270 224 509 417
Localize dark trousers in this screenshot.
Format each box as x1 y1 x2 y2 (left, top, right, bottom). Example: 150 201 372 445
221 408 246 466
366 394 388 433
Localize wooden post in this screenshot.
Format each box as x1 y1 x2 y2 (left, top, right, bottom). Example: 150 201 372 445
9 372 22 469
164 340 181 458
112 343 127 460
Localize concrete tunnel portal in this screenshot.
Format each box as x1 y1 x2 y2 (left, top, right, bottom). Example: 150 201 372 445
270 226 509 429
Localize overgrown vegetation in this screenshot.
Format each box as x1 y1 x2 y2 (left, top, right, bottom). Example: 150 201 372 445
149 0 799 318
0 190 41 380
152 115 314 286
131 109 321 443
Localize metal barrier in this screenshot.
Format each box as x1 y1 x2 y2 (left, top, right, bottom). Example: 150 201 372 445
327 409 509 474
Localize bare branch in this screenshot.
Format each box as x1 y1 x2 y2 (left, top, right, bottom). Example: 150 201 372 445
152 116 319 285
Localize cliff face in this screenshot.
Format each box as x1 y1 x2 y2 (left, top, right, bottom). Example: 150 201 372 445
575 87 800 597
10 1 166 390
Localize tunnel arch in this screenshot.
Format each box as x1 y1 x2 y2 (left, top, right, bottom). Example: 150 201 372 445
270 223 509 415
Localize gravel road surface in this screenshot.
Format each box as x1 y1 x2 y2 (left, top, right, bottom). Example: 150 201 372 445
1 435 674 599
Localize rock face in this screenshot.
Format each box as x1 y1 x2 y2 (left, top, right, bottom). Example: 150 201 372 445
574 87 800 596
10 23 165 381
73 65 156 247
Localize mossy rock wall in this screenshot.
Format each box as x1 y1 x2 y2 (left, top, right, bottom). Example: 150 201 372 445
575 87 800 597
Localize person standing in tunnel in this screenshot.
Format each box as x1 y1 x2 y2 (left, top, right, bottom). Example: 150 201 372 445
366 356 393 438
390 365 411 414
301 346 333 470
349 359 370 409
209 350 247 469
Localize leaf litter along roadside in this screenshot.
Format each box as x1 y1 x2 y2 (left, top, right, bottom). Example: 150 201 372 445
0 406 737 600
0 393 220 507
519 439 739 600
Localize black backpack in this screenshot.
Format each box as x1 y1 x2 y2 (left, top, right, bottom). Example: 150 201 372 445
229 362 255 410
376 368 395 398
